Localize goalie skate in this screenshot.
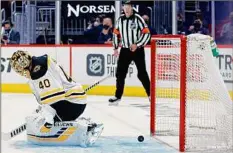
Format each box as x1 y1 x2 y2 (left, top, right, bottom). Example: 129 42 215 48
86 123 104 146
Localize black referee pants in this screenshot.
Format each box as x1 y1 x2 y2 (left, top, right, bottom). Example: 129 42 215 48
115 47 150 99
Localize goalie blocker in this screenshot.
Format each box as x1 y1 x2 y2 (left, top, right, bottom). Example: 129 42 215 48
10 51 104 146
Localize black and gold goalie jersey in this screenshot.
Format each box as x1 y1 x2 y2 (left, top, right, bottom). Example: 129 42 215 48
28 55 86 105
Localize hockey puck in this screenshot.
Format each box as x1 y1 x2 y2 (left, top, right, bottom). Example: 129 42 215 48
138 135 144 142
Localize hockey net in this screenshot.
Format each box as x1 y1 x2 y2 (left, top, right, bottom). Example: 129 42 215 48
150 34 232 152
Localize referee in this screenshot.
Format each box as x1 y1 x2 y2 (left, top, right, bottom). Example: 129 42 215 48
109 1 151 105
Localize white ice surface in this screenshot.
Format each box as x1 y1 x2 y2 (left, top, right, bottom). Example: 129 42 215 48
1 93 178 153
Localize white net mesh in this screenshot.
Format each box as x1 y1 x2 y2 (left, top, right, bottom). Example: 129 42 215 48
152 34 233 151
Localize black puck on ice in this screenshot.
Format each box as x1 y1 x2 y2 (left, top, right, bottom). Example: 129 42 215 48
138 135 144 142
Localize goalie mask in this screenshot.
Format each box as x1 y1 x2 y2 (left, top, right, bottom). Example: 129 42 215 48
10 50 32 78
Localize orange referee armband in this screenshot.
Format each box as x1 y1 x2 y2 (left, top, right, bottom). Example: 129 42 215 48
113 29 120 35
113 28 120 35
142 27 150 34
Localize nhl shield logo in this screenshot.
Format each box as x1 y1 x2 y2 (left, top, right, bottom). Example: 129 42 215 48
87 54 105 76
89 57 102 74
130 22 136 30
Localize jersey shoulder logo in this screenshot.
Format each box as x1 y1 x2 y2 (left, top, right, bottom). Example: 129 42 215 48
33 65 41 72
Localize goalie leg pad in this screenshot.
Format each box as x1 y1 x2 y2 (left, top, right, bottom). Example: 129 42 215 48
26 118 104 146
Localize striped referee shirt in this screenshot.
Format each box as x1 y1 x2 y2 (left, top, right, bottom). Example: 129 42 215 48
113 13 151 49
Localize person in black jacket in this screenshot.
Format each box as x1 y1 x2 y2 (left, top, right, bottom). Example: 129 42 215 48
1 20 20 45
109 1 151 105
142 14 157 35
98 17 113 44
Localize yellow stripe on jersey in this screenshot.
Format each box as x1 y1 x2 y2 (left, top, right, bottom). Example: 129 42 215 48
40 88 64 97
65 89 85 97
66 95 87 100
65 89 86 100
47 56 51 67
40 88 65 104
41 94 65 104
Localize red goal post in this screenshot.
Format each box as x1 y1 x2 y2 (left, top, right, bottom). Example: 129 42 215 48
150 35 187 151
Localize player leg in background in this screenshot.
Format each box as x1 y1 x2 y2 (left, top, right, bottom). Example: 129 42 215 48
133 47 150 99
109 48 133 105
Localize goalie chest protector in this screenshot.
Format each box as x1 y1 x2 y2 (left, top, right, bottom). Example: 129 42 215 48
29 55 67 105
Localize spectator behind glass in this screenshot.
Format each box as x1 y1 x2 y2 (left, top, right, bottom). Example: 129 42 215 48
220 12 233 44
84 14 105 44
194 9 208 29
98 17 113 44
177 13 186 34
1 20 20 45
187 19 209 35
86 17 96 30
142 15 157 35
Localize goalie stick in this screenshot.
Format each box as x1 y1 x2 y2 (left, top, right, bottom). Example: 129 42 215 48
2 75 111 141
